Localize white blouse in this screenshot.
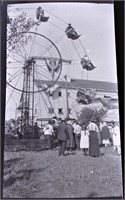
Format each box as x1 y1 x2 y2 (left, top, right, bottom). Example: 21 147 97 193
87 122 99 132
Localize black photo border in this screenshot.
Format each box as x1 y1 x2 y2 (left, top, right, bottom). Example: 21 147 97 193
0 0 124 199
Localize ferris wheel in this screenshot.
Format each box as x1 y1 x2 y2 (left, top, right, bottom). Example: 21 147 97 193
7 31 63 92
6 30 64 127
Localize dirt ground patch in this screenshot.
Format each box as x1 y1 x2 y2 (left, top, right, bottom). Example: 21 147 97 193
2 147 123 198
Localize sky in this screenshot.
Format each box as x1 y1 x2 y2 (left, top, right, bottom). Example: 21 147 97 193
6 2 117 120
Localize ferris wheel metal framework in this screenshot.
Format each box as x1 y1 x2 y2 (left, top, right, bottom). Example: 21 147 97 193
7 31 64 136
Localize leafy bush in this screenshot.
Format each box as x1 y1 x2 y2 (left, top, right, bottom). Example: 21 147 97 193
78 106 107 125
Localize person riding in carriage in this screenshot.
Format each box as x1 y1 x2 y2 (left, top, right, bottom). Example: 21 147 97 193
65 23 81 40
36 7 49 22
81 55 96 71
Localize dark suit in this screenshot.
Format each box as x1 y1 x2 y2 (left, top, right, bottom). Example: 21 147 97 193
57 122 68 156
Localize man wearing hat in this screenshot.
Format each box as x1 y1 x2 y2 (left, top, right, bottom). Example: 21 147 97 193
57 120 69 156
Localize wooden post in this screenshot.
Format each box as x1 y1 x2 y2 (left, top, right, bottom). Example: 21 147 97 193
64 75 69 119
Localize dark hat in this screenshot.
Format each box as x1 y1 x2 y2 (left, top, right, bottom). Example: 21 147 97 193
53 116 57 119
91 119 96 123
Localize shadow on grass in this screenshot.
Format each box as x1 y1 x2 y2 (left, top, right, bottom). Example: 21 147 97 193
86 192 122 199
65 152 76 156
86 191 98 198
3 174 24 188
3 168 44 188
100 153 105 157
4 158 24 167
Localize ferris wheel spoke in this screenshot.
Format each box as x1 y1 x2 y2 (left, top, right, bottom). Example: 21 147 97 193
35 65 53 81
18 48 26 59
31 40 48 51
7 61 23 64
8 55 24 65
7 68 23 84
37 34 64 57
35 63 51 74
38 43 53 57
6 88 18 105
6 71 23 105
34 68 52 81
36 63 61 83
7 85 21 95
35 66 53 86
10 70 23 83
31 40 52 57
35 66 44 82
22 44 29 57
29 33 37 57
35 63 51 75
11 51 25 60
7 66 22 69
37 49 52 57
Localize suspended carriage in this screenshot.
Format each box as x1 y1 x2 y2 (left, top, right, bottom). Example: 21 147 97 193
81 55 96 71
36 7 49 22
77 89 97 105
65 23 81 40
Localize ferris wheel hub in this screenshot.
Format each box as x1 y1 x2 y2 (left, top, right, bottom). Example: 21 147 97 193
23 57 36 69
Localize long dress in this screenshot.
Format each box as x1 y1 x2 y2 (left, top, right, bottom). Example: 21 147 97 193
89 131 100 156
101 125 110 145
87 122 100 156
43 124 54 149
112 125 121 146
66 124 75 149
80 130 89 149
112 125 121 155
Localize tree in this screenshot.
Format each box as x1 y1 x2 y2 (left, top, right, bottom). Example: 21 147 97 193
7 11 40 55
78 97 111 125
78 106 107 125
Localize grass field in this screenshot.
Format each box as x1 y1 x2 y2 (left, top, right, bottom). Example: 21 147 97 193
3 146 123 198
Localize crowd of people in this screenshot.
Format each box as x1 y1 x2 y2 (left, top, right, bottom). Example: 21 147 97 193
41 118 121 157
8 117 121 157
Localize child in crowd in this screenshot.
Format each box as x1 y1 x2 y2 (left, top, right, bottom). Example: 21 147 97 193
80 125 89 155
112 121 121 155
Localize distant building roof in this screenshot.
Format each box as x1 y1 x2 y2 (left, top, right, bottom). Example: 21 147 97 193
71 79 117 92
35 79 117 92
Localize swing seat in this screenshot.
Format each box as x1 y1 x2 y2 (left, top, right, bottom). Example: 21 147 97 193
67 33 81 40
77 89 96 105
71 34 81 40
77 97 90 105
85 64 96 71
39 15 49 22
81 60 96 71
66 27 81 40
